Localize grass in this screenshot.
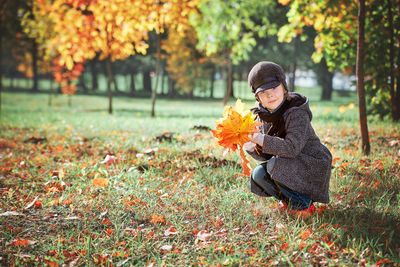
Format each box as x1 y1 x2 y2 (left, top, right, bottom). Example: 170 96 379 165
1 91 400 266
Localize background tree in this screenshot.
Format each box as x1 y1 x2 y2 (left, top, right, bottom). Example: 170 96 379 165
0 0 31 116
277 0 376 154
22 0 155 113
162 25 212 97
149 0 202 117
278 0 400 120
190 0 282 105
356 0 370 155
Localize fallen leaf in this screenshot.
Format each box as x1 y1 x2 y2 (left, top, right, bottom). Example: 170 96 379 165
54 144 64 151
92 178 109 187
101 155 117 165
116 258 131 267
13 254 32 259
300 229 312 240
214 228 228 237
64 216 81 220
47 200 59 206
196 230 212 242
164 227 179 237
13 239 29 246
388 140 400 147
160 244 173 251
24 196 39 210
105 228 114 235
69 256 81 267
371 180 380 189
8 239 36 246
150 214 165 224
222 259 231 265
0 211 25 216
376 259 390 266
280 243 289 250
276 222 285 231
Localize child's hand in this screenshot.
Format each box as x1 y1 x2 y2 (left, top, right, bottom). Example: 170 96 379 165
243 141 256 152
248 133 264 147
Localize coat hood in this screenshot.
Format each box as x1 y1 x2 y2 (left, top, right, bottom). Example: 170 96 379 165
286 92 312 121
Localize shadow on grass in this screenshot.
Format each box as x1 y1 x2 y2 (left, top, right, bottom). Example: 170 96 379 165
320 206 400 258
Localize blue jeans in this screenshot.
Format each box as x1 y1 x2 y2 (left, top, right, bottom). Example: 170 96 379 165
251 164 313 210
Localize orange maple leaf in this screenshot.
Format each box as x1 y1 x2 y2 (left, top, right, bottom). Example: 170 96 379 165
211 100 261 176
278 0 291 5
150 214 166 224
13 239 29 246
92 178 109 187
299 229 312 240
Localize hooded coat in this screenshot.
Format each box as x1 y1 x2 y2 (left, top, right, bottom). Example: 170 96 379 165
247 92 332 203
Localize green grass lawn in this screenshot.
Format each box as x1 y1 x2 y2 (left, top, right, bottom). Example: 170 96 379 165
1 91 400 266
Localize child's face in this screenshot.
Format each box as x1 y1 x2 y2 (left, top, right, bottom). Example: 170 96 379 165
256 83 286 111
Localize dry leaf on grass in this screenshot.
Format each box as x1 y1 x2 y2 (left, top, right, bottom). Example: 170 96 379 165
196 230 212 242
92 178 109 187
164 227 179 237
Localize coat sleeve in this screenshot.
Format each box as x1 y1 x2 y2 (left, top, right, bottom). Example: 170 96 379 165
261 109 310 158
245 146 272 161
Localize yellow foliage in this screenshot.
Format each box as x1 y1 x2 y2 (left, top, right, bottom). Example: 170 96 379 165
163 25 212 93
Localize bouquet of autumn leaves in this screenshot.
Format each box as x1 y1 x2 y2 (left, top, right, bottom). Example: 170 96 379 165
211 99 262 176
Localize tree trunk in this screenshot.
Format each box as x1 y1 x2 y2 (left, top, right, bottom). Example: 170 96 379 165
223 58 233 105
32 40 38 92
90 60 98 91
387 0 398 121
105 57 113 114
210 64 215 98
113 74 119 93
79 71 88 93
161 69 166 95
130 72 136 95
288 62 297 92
143 71 152 93
151 34 161 117
288 37 299 92
356 0 370 155
396 0 400 121
317 58 334 101
0 32 2 119
229 67 235 98
48 77 53 106
168 76 175 97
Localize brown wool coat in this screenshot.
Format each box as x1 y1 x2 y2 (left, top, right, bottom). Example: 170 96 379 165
247 93 332 203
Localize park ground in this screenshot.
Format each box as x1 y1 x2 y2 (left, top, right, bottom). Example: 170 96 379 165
1 89 400 266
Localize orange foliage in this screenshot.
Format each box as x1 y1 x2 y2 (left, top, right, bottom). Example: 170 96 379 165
150 214 166 224
299 229 312 240
92 178 109 187
23 0 202 94
278 0 291 5
211 100 261 175
13 239 29 246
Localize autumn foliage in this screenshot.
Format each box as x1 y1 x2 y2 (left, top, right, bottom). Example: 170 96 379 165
211 99 261 175
21 0 202 95
163 25 212 94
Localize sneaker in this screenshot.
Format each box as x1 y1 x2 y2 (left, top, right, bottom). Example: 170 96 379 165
290 204 316 218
